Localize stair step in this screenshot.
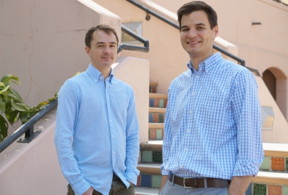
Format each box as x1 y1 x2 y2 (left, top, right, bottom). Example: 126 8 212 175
149 123 164 140
149 93 167 99
263 143 288 157
141 141 163 151
149 107 166 113
140 141 163 163
149 123 164 129
135 187 159 195
252 171 288 185
149 108 165 123
149 93 167 108
149 82 158 93
138 163 161 175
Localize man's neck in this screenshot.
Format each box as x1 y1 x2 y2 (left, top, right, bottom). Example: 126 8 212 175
190 52 214 70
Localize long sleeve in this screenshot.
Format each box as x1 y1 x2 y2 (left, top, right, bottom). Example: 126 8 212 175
161 85 174 176
54 80 90 195
124 91 140 185
231 69 264 176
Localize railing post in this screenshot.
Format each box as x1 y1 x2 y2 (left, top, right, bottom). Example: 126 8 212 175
24 126 34 141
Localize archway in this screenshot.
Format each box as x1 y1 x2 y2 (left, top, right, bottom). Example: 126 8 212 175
262 68 287 119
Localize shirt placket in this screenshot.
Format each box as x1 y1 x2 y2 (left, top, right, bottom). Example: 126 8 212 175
104 78 116 169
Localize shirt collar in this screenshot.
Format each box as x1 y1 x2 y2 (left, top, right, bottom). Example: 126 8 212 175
87 64 114 83
187 52 222 74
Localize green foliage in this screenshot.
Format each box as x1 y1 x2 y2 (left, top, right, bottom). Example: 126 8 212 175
0 74 57 142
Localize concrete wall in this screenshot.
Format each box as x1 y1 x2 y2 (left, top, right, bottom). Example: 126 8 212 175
0 109 67 195
114 57 150 143
257 76 288 143
0 0 120 107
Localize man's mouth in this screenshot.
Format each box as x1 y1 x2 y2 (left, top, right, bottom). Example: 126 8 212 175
187 40 201 46
101 56 111 60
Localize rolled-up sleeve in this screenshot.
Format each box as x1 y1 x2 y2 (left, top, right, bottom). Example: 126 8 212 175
231 69 264 176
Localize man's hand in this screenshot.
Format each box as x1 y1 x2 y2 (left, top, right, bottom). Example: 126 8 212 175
82 187 94 195
228 176 252 195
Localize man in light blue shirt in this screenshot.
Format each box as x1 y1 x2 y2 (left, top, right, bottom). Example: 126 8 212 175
160 1 263 195
55 25 139 195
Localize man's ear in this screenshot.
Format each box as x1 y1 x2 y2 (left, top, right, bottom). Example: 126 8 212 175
85 46 90 55
213 25 219 39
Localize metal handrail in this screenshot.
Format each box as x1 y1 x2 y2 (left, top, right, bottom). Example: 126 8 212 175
118 25 149 53
126 0 247 66
0 99 58 153
127 0 178 29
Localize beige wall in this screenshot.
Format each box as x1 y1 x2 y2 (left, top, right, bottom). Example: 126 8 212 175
0 0 120 107
257 76 288 143
0 109 67 195
114 57 150 143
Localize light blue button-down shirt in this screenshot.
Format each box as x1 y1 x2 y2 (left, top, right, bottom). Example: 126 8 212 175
55 64 139 195
161 52 263 179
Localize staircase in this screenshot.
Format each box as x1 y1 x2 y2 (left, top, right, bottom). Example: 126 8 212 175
135 83 288 195
135 82 165 195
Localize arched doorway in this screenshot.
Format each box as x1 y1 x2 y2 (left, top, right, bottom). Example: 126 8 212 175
263 69 276 100
262 68 287 120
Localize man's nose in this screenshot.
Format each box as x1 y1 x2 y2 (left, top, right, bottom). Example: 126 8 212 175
103 46 111 53
187 29 197 38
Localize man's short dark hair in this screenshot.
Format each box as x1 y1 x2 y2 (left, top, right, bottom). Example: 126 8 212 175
177 1 218 29
85 25 119 48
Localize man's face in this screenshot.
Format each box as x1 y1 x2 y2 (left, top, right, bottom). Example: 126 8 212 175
85 30 117 72
180 10 218 59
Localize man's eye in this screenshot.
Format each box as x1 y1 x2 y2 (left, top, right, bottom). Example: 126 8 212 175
181 28 189 32
196 27 205 31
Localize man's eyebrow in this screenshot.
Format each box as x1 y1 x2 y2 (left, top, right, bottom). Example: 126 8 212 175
195 23 206 26
96 42 117 45
181 23 206 29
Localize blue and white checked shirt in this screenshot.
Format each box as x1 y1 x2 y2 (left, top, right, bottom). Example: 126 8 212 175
55 64 139 195
161 52 263 179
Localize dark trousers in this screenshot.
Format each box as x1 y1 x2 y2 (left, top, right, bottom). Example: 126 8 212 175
67 176 135 195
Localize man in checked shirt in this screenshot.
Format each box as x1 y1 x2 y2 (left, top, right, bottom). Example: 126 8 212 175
160 1 263 195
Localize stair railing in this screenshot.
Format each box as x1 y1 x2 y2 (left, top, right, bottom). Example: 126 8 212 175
0 99 58 153
118 25 149 53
